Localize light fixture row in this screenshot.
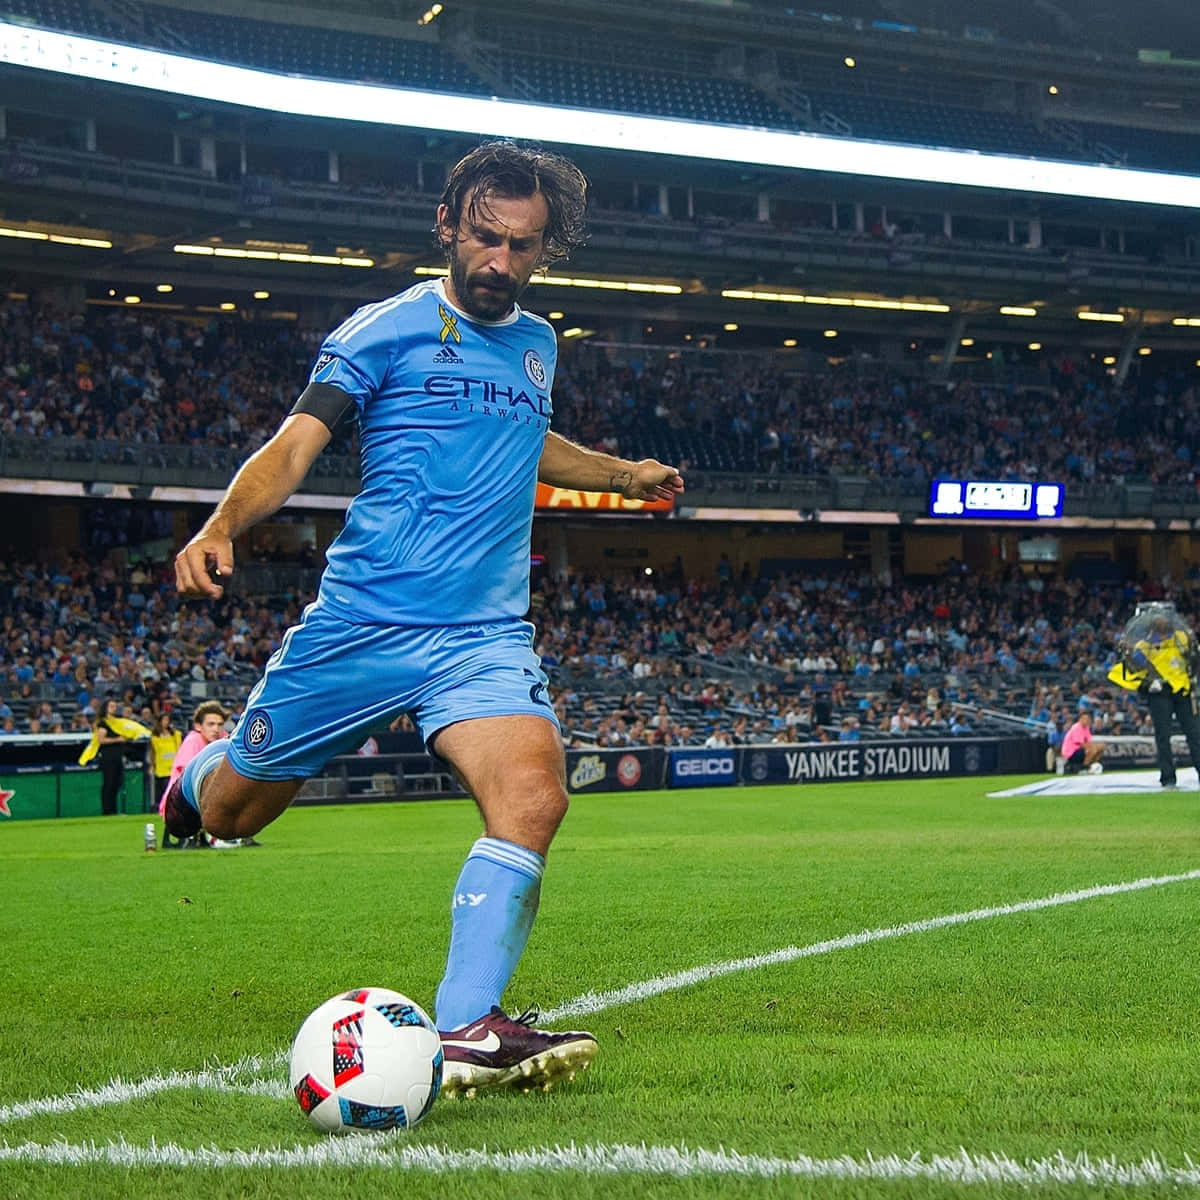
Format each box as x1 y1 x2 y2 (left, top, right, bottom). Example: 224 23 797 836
412 266 681 294
173 244 373 267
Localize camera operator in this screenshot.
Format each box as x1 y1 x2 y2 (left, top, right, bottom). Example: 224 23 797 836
1108 602 1200 789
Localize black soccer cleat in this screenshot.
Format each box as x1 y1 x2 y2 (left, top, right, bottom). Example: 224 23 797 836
161 776 202 841
438 1006 597 1098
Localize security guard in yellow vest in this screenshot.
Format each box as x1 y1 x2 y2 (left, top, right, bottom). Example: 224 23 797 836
1108 601 1200 788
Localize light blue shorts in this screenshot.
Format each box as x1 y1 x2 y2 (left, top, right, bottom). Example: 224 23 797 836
226 602 558 781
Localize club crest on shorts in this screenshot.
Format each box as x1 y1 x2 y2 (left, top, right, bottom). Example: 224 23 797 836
523 348 546 389
244 709 274 753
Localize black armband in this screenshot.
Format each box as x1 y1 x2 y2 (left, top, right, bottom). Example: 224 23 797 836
290 382 354 432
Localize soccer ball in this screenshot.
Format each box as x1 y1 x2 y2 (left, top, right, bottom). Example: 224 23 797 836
289 987 443 1133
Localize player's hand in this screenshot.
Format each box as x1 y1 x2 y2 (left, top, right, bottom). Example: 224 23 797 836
622 459 685 503
175 529 234 599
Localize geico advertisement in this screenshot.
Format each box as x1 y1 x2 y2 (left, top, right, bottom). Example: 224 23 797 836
669 751 739 787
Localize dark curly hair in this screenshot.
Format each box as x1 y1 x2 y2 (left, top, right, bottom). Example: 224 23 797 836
437 141 588 267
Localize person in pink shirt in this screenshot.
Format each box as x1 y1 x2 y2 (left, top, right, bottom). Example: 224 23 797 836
161 701 227 845
1061 709 1106 774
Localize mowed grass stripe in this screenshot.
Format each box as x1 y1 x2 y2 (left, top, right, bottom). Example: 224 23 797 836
5 866 1194 1130
545 868 1200 1021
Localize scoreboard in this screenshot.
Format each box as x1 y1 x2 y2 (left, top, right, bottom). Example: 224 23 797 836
928 479 1064 521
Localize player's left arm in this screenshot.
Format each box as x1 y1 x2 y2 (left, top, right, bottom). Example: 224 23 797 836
538 431 684 501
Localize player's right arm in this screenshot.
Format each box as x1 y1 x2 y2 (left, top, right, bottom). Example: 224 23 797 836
175 412 332 599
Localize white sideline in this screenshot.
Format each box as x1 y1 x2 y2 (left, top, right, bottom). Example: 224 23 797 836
0 1053 288 1126
1 1137 1199 1186
543 867 1200 1021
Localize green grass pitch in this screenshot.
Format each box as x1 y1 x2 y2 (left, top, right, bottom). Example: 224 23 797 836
0 777 1198 1199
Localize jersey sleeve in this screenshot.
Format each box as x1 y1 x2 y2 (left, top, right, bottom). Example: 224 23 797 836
306 304 399 410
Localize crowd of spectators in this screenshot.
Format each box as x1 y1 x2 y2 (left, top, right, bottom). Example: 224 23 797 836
0 295 1190 757
0 552 296 738
0 539 1179 754
553 343 1200 487
529 561 1169 748
0 297 1198 487
0 299 325 455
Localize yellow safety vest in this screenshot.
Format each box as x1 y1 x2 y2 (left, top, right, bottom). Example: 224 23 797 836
78 716 152 765
1107 630 1193 695
151 730 182 777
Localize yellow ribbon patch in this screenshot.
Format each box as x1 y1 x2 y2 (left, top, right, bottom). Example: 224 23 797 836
438 303 461 344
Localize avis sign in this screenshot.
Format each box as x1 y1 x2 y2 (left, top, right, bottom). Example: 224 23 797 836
535 483 674 513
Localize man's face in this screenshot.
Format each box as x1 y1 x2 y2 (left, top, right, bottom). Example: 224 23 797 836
438 190 549 321
197 713 225 743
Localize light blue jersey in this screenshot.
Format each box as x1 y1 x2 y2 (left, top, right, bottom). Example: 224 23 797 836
311 278 556 626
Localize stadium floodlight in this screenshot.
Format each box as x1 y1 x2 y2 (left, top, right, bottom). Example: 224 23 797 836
999 306 1038 317
0 224 112 248
173 243 373 267
413 265 682 293
1077 310 1124 322
721 288 950 313
4 22 1200 210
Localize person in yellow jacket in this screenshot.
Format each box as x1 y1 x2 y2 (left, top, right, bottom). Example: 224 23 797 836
150 712 183 845
87 699 150 815
1108 602 1200 788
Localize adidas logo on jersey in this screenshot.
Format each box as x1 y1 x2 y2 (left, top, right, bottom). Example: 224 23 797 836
433 343 464 364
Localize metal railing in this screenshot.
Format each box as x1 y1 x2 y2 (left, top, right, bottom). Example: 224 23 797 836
2 434 1196 519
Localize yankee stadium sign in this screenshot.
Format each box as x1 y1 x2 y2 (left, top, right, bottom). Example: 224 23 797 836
781 744 950 781
743 738 1024 784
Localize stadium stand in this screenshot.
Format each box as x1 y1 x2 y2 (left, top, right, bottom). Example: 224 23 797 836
0 299 1194 492
0 0 1158 175
1063 120 1200 176
797 89 1076 159
6 0 1200 179
0 542 1170 751
0 1 1196 770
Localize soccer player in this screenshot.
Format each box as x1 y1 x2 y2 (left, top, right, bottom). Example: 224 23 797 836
164 141 684 1096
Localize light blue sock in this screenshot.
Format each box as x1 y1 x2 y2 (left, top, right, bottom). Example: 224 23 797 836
179 738 229 814
434 837 545 1031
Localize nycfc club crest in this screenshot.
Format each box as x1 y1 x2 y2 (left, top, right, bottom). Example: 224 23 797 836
244 710 274 753
523 349 546 389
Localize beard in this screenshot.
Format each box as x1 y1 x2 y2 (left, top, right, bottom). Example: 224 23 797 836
447 247 526 321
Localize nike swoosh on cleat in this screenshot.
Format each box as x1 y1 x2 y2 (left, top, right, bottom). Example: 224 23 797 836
440 1031 502 1052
